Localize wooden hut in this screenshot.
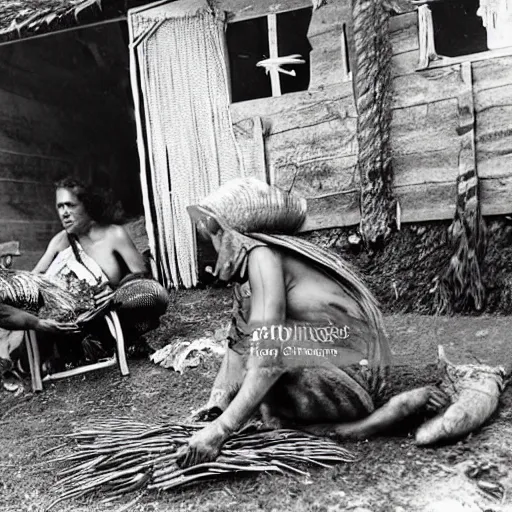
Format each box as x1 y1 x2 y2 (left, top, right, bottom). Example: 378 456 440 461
0 0 150 269
216 0 512 234
2 0 512 310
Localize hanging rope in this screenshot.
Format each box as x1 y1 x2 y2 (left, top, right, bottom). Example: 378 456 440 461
351 0 396 247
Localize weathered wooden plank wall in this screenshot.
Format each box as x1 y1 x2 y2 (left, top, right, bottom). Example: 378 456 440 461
230 4 512 231
390 12 512 222
231 83 359 230
229 0 358 231
473 55 512 213
0 22 139 270
307 0 353 90
390 13 468 223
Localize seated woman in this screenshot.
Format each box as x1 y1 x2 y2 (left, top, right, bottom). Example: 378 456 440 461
1 176 169 378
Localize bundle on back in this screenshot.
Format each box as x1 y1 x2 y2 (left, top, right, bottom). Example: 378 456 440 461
45 418 357 511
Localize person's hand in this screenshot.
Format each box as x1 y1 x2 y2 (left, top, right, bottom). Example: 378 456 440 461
93 283 114 308
425 385 451 413
175 421 228 468
36 318 81 334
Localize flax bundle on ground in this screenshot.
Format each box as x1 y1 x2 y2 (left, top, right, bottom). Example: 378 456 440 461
45 419 357 511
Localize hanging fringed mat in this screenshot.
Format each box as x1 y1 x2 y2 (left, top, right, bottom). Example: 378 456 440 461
44 418 357 511
434 62 487 314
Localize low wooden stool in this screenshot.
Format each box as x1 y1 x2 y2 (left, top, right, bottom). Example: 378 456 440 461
24 310 129 392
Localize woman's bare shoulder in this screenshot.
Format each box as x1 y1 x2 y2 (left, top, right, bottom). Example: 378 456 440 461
49 230 70 251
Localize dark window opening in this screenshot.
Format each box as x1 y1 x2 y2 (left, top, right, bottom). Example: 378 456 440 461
226 16 271 102
431 0 488 57
226 8 312 103
276 9 312 95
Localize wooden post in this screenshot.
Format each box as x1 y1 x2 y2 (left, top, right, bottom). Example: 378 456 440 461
417 5 438 69
127 11 160 281
252 116 268 183
457 62 477 197
267 14 282 97
341 23 351 83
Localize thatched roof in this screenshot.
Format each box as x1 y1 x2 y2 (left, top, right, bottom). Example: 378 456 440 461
0 0 153 43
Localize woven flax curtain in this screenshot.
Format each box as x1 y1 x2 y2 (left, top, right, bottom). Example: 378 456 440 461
128 0 244 288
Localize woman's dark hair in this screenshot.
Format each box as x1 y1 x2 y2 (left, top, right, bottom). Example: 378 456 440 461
55 176 125 225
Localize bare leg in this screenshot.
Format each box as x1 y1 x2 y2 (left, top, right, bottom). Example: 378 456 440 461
302 386 449 440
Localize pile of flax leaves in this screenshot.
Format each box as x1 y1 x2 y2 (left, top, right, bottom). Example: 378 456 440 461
44 417 357 510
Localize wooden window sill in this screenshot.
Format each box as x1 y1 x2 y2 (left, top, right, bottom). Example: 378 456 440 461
418 45 512 71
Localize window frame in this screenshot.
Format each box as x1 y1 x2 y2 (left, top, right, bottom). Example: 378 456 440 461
226 10 312 101
416 3 512 71
225 6 352 104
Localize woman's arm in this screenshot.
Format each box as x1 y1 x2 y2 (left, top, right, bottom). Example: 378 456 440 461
0 304 40 330
215 246 287 432
32 231 67 274
0 304 79 333
178 247 288 467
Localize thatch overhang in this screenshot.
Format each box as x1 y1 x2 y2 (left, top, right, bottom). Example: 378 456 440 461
0 0 157 44
0 0 419 45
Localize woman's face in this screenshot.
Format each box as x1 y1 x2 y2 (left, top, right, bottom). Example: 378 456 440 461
55 188 92 235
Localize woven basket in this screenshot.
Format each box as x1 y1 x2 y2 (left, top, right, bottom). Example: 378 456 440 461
187 177 307 234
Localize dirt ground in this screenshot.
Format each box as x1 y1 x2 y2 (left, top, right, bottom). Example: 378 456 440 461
2 287 512 512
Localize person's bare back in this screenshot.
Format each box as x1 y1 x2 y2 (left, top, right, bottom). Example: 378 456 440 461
281 251 365 324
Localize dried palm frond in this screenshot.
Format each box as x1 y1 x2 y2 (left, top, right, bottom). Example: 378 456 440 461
0 268 95 322
0 269 79 317
44 418 357 511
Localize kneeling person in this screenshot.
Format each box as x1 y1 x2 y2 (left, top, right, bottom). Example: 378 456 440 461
177 178 447 467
